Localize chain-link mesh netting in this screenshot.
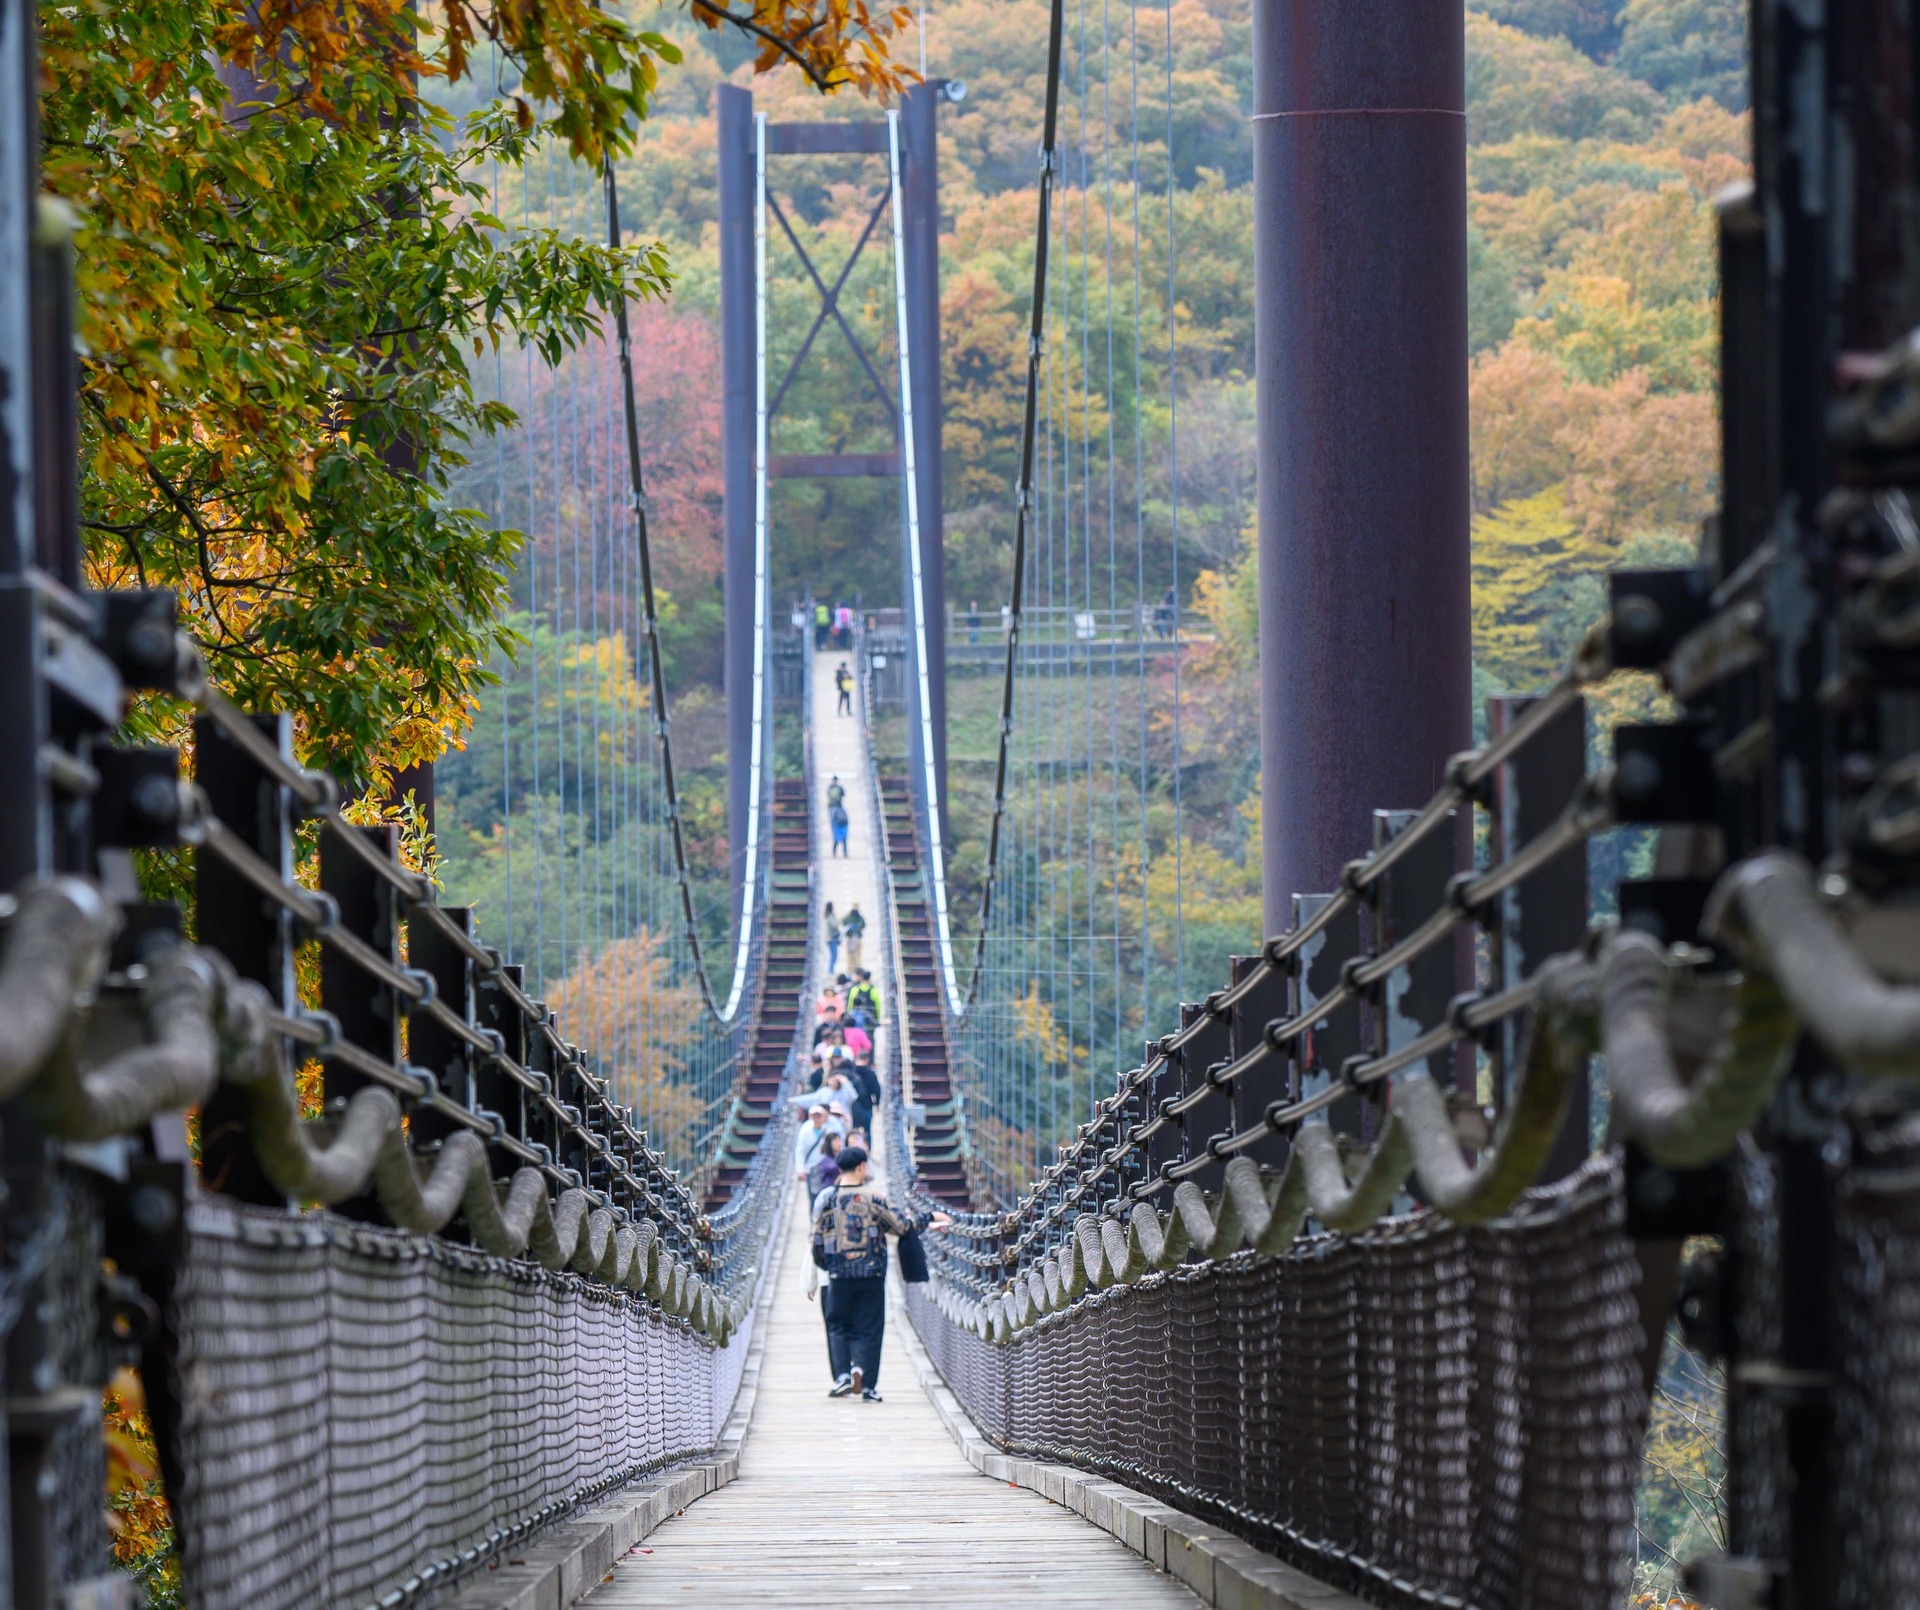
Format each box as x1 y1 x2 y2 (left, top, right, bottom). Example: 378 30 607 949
1833 1122 1920 1610
907 1156 1644 1609
168 1198 751 1610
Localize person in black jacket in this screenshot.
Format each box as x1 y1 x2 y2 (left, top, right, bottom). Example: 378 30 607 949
846 1053 881 1134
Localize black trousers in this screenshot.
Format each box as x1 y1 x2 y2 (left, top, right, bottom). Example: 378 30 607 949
826 1275 885 1389
820 1283 849 1379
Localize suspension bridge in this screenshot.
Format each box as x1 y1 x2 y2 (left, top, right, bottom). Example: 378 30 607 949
0 0 1916 1607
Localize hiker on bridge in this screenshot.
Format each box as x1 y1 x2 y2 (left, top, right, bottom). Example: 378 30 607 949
813 1146 952 1401
813 599 830 649
834 660 853 716
845 1052 881 1134
842 903 866 969
806 1130 844 1198
792 1102 844 1181
822 898 840 972
830 797 850 857
847 969 879 1025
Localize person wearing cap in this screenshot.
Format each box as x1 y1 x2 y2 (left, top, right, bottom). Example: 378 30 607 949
792 1102 842 1179
811 1147 952 1400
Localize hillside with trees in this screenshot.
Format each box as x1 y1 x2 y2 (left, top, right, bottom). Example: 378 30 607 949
433 0 1746 1038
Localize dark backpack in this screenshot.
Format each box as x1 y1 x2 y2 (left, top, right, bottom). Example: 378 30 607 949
830 802 848 828
897 1229 930 1284
811 1187 878 1271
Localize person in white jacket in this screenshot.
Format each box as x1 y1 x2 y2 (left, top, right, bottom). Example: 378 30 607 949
792 1103 844 1178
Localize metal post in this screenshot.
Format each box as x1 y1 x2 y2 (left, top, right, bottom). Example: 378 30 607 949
319 822 400 1221
1253 0 1471 928
1227 953 1290 1168
410 906 477 1135
194 714 296 1207
0 0 35 579
1372 807 1459 1148
1294 893 1362 1137
718 84 757 917
1484 696 1588 1173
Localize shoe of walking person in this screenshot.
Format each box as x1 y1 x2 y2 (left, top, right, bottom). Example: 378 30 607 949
861 1389 883 1403
828 1373 855 1398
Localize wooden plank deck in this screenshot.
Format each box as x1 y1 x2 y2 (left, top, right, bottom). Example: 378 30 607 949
582 1196 1200 1607
583 650 1197 1609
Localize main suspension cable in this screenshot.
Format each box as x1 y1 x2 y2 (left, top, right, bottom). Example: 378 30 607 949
959 0 1069 1007
602 155 760 1024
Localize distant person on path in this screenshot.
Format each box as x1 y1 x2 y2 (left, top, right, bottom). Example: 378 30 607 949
967 600 981 645
822 900 840 972
834 661 852 716
812 1146 951 1399
830 798 850 857
842 903 866 970
814 599 831 649
826 774 844 813
793 1102 843 1180
1155 584 1177 639
835 602 854 647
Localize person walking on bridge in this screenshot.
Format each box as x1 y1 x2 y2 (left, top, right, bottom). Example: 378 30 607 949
830 798 849 857
834 660 853 716
847 969 879 1024
814 599 830 650
842 903 866 971
813 1147 951 1400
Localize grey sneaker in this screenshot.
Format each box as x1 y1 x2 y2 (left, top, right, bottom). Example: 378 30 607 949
861 1388 883 1403
828 1374 855 1398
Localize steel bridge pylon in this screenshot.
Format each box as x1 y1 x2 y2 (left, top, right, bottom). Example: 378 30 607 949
717 81 950 912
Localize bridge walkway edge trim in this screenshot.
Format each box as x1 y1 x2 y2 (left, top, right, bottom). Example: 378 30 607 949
439 1175 800 1610
890 1289 1377 1610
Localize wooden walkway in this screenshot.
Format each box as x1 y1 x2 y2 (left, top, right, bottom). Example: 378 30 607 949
583 649 1197 1608
581 1195 1199 1607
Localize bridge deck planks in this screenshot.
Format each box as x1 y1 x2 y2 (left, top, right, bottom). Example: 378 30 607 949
582 650 1197 1609
582 1200 1198 1607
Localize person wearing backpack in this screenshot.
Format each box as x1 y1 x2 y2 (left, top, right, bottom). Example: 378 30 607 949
813 599 830 650
847 969 879 1025
834 660 853 716
825 775 844 814
830 798 849 858
841 903 866 970
812 1147 951 1400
